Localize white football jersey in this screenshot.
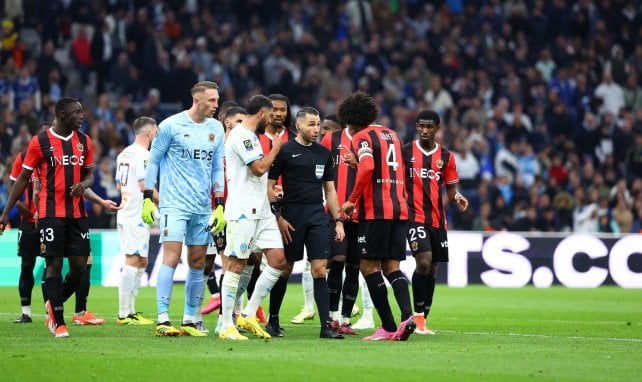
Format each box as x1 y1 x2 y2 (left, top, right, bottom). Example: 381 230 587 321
224 125 271 220
115 143 150 226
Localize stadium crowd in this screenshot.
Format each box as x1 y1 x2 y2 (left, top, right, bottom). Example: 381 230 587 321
0 0 641 233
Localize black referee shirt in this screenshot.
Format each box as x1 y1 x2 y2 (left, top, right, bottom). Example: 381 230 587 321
268 139 334 204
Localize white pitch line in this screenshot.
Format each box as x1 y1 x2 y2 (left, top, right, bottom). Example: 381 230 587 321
438 317 637 325
438 330 642 343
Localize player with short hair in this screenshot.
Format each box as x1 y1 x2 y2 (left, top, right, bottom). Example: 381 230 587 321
268 107 345 339
338 91 416 341
0 98 95 338
115 116 158 325
11 121 51 324
320 114 361 335
141 81 226 337
404 110 468 334
218 94 286 340
200 101 240 318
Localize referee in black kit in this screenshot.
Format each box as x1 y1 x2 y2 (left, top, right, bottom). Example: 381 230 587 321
266 107 345 339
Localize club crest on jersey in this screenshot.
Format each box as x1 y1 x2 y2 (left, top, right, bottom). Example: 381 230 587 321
243 139 253 151
411 241 419 251
315 164 324 179
209 133 215 142
436 159 444 169
77 143 84 152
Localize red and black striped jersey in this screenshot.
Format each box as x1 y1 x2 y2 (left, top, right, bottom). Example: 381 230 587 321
10 151 37 223
320 129 356 206
259 128 294 186
348 125 407 220
22 129 95 219
403 141 459 229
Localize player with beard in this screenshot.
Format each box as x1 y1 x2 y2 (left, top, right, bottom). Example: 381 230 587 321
200 101 240 319
403 110 468 334
218 94 286 340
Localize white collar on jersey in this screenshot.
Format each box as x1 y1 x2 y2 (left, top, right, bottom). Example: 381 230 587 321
49 129 75 141
415 140 439 157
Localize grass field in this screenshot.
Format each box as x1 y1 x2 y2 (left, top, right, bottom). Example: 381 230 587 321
0 285 640 382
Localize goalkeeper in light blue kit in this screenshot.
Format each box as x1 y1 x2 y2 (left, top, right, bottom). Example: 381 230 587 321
141 81 226 337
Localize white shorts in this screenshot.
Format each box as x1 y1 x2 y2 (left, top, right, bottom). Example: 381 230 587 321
224 217 283 260
206 237 218 255
118 223 151 257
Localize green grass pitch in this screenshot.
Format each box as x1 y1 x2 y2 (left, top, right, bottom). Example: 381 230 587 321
0 285 640 381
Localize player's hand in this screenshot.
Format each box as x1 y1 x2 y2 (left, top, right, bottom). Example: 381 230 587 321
0 213 9 235
208 205 226 235
276 216 295 244
334 221 345 242
340 201 355 218
102 199 123 212
69 182 86 197
455 193 469 212
141 198 158 225
272 135 283 152
212 228 226 252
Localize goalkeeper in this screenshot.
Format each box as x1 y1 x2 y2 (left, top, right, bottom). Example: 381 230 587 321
141 81 226 337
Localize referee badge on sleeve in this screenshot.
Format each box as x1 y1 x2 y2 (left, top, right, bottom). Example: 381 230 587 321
315 165 324 179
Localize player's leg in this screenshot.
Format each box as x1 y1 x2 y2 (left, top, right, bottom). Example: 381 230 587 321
155 209 187 336
291 259 315 324
421 227 448 334
202 233 222 315
337 221 360 333
15 221 39 323
327 221 346 323
352 274 375 329
358 220 397 340
383 220 414 341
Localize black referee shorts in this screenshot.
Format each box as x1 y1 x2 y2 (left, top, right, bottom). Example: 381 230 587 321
282 203 331 263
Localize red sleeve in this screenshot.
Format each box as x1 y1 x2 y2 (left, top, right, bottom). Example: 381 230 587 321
83 137 95 168
444 153 459 184
348 133 374 204
22 135 43 171
320 132 331 150
10 153 23 181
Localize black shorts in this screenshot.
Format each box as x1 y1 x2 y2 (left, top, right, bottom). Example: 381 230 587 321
407 222 449 262
357 220 408 261
282 203 331 263
38 217 91 258
330 220 360 265
18 220 40 258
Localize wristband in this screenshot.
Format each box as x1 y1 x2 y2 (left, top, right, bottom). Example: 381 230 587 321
143 189 154 199
270 202 282 218
215 197 224 207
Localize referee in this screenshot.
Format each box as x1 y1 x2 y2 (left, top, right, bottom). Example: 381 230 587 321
267 107 345 339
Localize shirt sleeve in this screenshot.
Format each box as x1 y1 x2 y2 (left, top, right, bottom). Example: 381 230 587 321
211 128 225 194
144 120 172 189
444 153 459 184
348 133 374 204
235 132 264 166
10 153 23 181
268 148 284 181
83 137 94 168
22 135 43 171
322 149 334 182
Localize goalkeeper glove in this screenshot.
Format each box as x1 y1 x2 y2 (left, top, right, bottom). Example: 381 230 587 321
141 190 158 225
208 197 226 235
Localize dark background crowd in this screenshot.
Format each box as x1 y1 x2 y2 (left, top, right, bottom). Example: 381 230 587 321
0 0 641 234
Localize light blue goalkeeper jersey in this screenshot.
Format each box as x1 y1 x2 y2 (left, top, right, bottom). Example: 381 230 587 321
144 111 225 213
